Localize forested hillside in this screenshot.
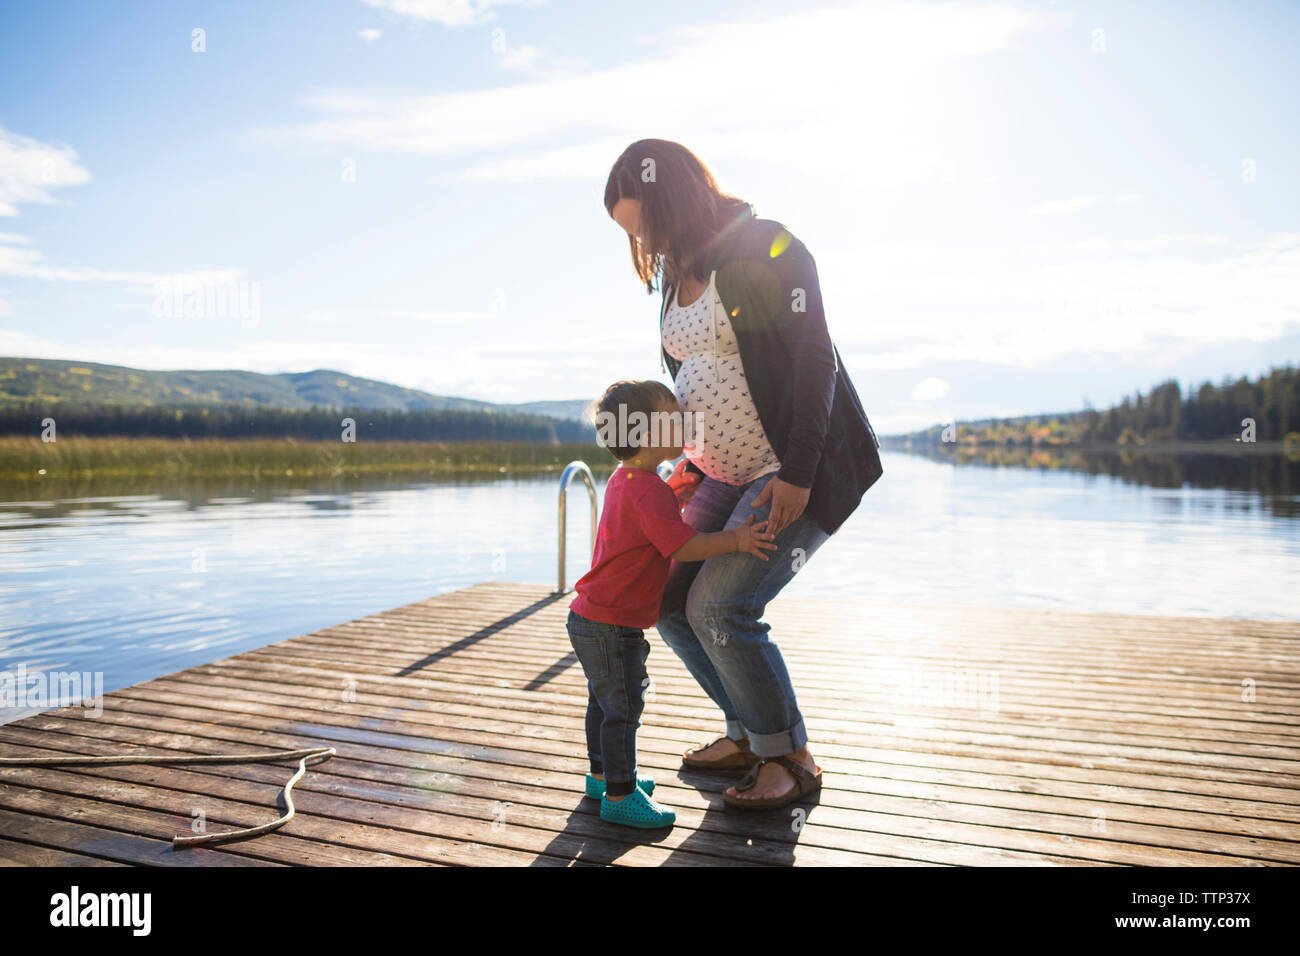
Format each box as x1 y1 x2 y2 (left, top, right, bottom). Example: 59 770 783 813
892 367 1300 447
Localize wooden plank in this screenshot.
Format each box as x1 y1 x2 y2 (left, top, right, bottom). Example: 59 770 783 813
135 671 1300 833
0 805 277 867
0 837 129 867
261 632 1300 755
1 580 1297 866
77 685 1300 864
153 664 1300 826
1 715 949 866
0 693 1273 866
195 646 1300 790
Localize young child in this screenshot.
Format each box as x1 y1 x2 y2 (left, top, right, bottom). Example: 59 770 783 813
568 380 776 828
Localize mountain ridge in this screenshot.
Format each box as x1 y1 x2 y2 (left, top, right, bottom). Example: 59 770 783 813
0 357 591 422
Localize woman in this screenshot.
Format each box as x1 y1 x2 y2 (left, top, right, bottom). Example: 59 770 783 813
603 139 884 809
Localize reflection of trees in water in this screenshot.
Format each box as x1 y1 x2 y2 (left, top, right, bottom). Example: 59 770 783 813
0 469 615 523
905 447 1300 518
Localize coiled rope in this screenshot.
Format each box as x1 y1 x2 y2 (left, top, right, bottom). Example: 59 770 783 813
0 746 337 847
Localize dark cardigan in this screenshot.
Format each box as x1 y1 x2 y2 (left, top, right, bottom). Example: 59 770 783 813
659 206 883 536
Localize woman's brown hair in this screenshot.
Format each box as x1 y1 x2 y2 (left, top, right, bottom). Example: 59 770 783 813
603 139 752 292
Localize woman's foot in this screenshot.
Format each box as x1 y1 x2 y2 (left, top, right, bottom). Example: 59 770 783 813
724 746 819 802
682 734 761 770
687 736 739 760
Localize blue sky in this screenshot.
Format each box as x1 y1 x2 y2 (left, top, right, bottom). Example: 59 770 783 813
1 0 1297 433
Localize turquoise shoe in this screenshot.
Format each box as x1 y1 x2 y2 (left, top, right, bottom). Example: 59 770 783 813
600 787 676 829
586 773 655 800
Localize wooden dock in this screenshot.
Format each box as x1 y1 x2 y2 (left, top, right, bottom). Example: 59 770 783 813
1 581 1298 866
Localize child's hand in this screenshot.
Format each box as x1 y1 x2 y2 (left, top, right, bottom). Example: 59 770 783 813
732 514 777 561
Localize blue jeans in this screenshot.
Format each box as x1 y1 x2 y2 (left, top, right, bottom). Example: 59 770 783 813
566 609 650 793
656 470 831 757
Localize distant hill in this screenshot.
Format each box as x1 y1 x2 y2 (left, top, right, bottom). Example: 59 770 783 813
501 399 591 422
0 357 587 420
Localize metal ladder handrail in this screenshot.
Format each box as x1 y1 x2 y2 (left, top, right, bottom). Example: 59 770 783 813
556 460 598 593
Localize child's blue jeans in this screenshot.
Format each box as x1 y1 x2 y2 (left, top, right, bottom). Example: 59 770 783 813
566 608 650 797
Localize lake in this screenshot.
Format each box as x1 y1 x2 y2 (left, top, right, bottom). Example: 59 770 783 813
2 450 1299 722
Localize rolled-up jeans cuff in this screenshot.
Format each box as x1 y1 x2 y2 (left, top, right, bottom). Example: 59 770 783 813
725 719 746 741
747 719 808 758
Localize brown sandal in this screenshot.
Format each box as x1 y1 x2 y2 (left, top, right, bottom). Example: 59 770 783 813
681 735 762 771
722 754 822 810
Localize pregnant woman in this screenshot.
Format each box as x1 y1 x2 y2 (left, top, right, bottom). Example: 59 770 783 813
603 139 884 809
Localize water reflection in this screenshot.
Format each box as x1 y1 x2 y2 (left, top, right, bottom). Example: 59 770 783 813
0 467 617 526
0 472 610 722
2 451 1298 724
896 445 1300 518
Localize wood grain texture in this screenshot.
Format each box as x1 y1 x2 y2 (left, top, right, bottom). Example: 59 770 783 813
1 581 1296 866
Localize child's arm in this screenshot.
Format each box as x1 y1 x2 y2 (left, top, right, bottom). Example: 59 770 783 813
671 515 777 562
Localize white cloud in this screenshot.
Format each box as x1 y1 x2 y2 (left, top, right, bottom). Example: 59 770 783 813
1121 233 1228 250
497 43 539 71
910 377 951 401
358 28 382 42
360 0 543 27
0 328 405 379
1069 234 1232 255
459 135 629 183
0 127 92 216
0 238 241 291
0 132 248 325
1031 193 1144 215
0 158 244 315
306 308 495 324
825 233 1300 370
263 3 1046 187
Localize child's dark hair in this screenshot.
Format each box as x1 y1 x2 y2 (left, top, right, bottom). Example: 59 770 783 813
586 379 678 461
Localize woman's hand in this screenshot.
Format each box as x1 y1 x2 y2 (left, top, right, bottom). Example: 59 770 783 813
666 458 702 510
751 476 810 537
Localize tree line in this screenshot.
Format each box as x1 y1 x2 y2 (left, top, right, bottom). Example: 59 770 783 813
897 365 1300 446
0 401 594 443
1081 366 1300 443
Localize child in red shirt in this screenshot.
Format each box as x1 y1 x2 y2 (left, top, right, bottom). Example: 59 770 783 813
569 380 775 828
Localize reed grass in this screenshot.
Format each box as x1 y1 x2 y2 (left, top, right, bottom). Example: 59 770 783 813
0 436 615 481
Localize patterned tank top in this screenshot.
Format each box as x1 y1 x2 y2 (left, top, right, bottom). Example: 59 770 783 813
661 270 781 486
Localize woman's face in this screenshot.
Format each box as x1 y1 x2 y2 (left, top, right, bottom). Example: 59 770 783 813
610 197 642 241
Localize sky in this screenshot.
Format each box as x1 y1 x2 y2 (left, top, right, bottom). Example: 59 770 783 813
1 0 1297 434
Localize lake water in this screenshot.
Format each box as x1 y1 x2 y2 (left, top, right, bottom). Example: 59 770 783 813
2 451 1299 722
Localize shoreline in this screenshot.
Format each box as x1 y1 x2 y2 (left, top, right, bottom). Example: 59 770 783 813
3 435 1297 489
0 436 614 482
883 438 1299 457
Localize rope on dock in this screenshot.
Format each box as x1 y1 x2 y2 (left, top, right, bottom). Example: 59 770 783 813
0 746 337 847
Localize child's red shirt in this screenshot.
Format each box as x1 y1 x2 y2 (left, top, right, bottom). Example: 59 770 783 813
569 467 699 628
